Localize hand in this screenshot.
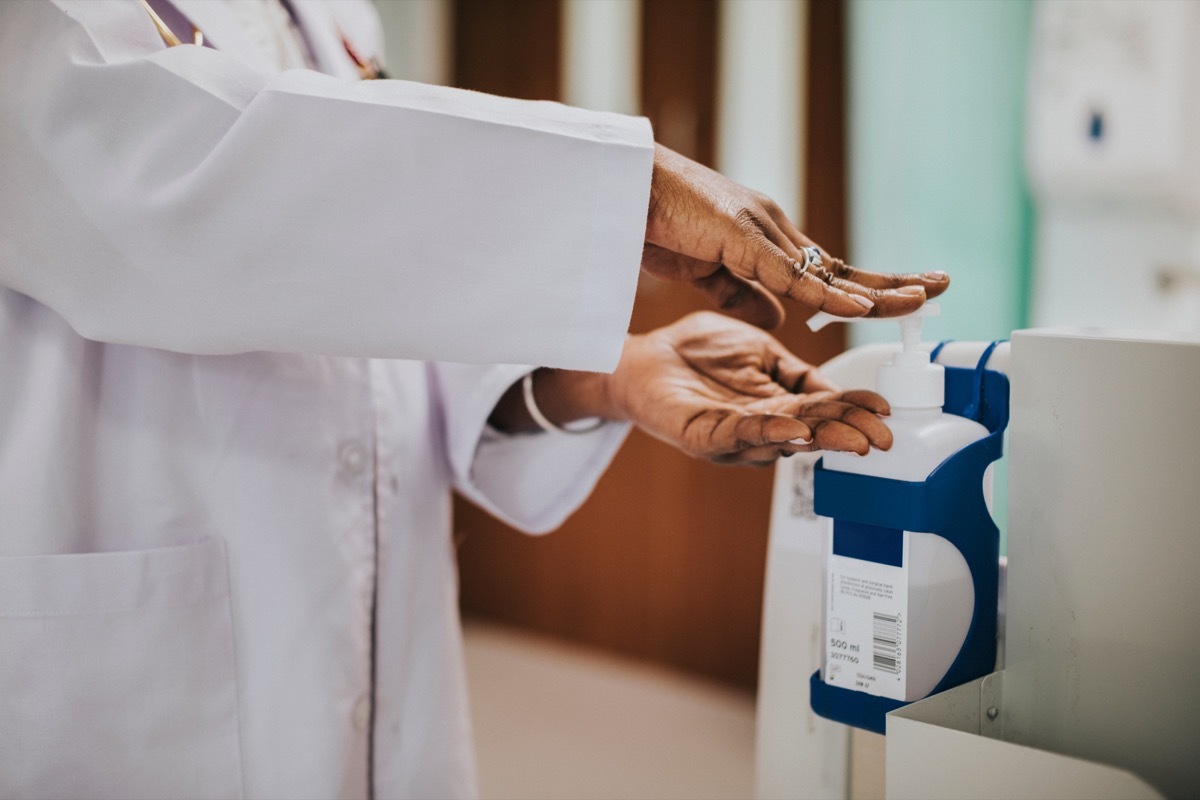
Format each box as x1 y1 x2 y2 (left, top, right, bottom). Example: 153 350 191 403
643 144 949 327
606 311 893 465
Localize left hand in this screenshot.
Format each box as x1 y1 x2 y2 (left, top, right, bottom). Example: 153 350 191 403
643 144 949 328
606 311 893 465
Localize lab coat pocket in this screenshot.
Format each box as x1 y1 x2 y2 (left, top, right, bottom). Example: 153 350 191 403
0 538 244 800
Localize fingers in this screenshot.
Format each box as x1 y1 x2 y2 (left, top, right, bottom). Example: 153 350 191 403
798 418 873 456
792 260 939 319
826 276 928 317
742 234 876 317
729 413 814 451
830 261 950 300
836 389 891 416
708 417 879 465
760 205 950 316
794 392 893 453
689 388 892 463
710 209 875 317
683 410 810 459
650 212 946 320
820 259 948 317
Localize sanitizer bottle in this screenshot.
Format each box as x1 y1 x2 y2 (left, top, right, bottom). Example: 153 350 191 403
806 305 1009 732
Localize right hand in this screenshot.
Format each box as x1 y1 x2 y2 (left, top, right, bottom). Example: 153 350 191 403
606 311 894 465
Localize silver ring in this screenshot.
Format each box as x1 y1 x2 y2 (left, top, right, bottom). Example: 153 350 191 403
795 246 823 277
800 246 823 275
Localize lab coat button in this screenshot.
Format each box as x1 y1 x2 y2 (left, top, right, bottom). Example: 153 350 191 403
339 442 368 476
352 695 371 731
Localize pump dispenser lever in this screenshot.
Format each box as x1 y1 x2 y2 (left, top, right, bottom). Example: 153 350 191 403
808 304 945 410
806 303 941 334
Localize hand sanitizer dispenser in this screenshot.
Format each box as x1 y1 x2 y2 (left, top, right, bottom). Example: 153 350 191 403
806 305 1010 734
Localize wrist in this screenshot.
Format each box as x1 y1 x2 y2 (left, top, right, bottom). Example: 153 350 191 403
646 143 676 240
487 367 623 435
533 368 622 425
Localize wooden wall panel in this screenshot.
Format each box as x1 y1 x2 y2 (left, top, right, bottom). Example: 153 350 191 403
452 0 848 690
452 0 561 99
772 0 848 362
640 0 718 167
802 0 848 260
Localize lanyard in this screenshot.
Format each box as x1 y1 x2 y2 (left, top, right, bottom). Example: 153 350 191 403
139 0 203 48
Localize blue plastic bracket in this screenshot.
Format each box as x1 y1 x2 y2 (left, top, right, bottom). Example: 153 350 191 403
808 342 1010 734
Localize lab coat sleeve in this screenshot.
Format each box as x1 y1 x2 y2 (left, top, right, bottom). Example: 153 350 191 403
431 362 631 534
0 1 653 372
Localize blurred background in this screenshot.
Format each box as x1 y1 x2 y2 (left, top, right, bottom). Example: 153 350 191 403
370 1 1199 797
376 0 1032 683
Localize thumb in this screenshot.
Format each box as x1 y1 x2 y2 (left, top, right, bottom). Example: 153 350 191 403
693 267 786 330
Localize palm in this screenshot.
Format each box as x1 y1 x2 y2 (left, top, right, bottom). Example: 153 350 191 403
611 313 893 465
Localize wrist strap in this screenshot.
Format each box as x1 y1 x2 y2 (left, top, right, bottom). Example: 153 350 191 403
522 371 605 434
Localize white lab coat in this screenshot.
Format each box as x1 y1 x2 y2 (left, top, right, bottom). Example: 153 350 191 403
0 2 654 798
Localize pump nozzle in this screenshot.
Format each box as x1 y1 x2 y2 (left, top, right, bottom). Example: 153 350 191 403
806 303 941 333
806 304 945 409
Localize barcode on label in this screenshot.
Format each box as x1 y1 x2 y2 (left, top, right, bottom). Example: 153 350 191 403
872 612 901 674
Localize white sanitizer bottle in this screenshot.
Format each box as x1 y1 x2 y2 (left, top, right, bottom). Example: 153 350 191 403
811 304 988 702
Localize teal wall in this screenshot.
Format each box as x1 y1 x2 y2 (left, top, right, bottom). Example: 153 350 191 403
846 0 1034 346
846 0 1035 549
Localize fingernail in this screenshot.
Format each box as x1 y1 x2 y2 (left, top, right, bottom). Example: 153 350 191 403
788 437 811 445
852 295 874 309
926 270 948 280
897 286 926 296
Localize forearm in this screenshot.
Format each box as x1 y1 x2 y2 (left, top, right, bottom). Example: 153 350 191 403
4 2 652 367
489 367 626 434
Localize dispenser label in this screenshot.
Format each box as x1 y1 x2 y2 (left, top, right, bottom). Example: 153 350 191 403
824 522 909 701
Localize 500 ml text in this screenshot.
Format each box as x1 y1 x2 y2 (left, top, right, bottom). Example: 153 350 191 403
829 638 860 664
